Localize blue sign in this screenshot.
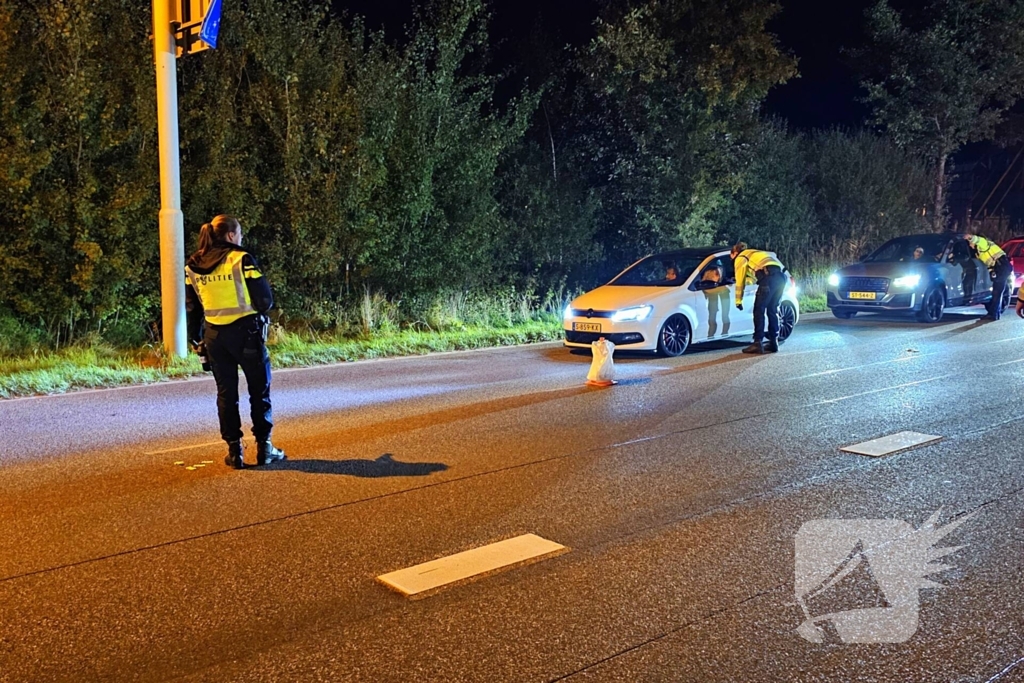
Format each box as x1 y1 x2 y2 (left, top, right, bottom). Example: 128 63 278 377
199 0 222 48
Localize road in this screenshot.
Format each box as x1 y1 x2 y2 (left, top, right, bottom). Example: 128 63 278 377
0 309 1022 682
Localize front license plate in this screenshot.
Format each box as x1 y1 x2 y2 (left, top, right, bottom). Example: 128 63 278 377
848 292 877 300
573 322 602 332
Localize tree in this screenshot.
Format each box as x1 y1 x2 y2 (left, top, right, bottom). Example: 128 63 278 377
562 0 797 277
855 0 1024 230
712 120 815 268
807 128 931 261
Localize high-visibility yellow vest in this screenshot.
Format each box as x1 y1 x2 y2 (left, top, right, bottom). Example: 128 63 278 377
970 237 1006 268
734 249 784 304
184 250 258 325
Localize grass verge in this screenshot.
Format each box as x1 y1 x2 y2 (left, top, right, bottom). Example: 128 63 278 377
0 321 565 399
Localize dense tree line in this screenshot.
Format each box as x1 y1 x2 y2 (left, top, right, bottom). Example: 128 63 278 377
0 0 1017 347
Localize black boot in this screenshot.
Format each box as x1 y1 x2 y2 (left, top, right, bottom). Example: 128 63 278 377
225 440 245 469
766 336 780 353
257 440 287 466
742 341 765 354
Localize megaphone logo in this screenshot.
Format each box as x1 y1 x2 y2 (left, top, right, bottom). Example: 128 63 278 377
794 510 973 643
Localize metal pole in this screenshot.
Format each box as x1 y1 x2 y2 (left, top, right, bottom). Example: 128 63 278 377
153 0 187 358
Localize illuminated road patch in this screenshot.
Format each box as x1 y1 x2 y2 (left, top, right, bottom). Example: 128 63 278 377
377 534 568 598
840 431 943 457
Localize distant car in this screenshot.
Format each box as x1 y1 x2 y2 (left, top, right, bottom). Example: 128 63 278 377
563 247 800 356
827 233 1010 323
1001 236 1024 295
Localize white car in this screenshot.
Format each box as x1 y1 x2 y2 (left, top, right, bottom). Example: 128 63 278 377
563 247 800 356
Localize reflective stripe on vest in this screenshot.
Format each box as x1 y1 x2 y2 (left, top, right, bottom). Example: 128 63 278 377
185 251 256 325
742 250 783 272
973 237 1005 268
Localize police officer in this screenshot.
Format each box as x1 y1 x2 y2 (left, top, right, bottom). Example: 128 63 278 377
967 234 1012 320
185 214 286 469
731 241 787 354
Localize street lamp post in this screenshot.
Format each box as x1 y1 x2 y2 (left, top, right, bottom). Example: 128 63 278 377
152 0 187 359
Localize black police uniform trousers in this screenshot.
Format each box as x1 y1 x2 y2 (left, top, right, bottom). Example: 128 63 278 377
987 256 1013 318
753 265 788 342
204 315 274 444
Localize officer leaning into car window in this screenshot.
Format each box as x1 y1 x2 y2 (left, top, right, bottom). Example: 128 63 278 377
731 241 788 355
967 234 1012 320
185 214 287 470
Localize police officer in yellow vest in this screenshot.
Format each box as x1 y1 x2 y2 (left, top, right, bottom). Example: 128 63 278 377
731 242 787 354
967 234 1012 320
185 215 286 469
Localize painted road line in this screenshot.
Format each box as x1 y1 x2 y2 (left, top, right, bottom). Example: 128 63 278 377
144 440 223 456
378 533 568 598
992 357 1024 367
840 431 943 457
809 374 951 406
785 351 939 381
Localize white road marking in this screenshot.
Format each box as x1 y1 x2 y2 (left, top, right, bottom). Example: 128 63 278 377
992 357 1024 367
810 375 951 406
377 533 567 597
144 440 223 456
785 352 939 381
840 431 943 457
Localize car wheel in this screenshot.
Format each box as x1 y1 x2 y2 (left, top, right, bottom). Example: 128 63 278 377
832 307 856 320
657 314 691 357
916 286 945 323
778 301 797 342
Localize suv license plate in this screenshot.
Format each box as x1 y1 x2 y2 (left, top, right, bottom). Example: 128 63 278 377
848 292 877 300
574 322 602 332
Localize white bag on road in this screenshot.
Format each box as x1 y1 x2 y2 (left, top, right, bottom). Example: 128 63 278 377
587 337 616 385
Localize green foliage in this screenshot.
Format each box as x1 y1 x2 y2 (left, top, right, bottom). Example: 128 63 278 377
855 0 1024 225
0 0 159 343
713 122 932 268
807 128 931 262
713 120 816 267
562 0 797 269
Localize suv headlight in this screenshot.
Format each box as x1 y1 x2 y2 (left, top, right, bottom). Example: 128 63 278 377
892 274 921 288
828 273 840 287
563 304 574 319
611 305 653 322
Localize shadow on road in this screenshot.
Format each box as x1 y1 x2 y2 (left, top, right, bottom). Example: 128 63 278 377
267 453 448 478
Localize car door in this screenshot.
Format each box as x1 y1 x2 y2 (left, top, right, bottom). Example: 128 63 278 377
940 239 968 305
693 258 733 340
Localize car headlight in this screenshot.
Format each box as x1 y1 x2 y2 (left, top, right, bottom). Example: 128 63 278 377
563 304 574 320
611 305 653 322
787 284 798 297
892 274 921 288
828 273 840 287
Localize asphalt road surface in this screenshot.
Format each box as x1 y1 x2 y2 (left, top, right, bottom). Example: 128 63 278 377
1 309 1022 682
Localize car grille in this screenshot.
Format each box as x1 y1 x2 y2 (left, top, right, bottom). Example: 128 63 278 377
840 277 889 293
565 331 645 345
570 309 614 319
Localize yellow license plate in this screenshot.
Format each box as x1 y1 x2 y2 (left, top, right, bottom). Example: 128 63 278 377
573 322 602 332
848 292 877 300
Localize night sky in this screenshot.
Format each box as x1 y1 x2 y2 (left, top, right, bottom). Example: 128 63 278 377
339 0 876 131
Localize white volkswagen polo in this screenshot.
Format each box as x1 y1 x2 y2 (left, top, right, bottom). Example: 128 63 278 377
563 247 800 356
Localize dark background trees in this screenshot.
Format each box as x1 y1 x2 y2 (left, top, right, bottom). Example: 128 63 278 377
0 0 1019 348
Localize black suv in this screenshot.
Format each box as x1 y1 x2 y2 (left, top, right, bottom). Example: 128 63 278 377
826 233 1010 322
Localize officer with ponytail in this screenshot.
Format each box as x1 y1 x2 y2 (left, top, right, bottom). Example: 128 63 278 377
185 215 286 469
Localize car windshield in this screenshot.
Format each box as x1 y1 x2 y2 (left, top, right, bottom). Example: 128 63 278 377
863 236 949 263
609 255 708 286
